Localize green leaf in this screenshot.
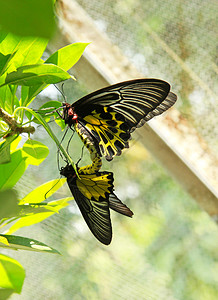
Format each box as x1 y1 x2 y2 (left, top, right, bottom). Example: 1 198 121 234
0 32 21 59
16 202 63 216
0 53 15 77
0 85 16 114
5 198 71 234
19 178 67 204
0 123 8 139
25 42 89 104
0 144 10 164
0 201 62 228
0 33 48 76
33 100 62 123
9 38 47 68
0 135 19 164
38 100 62 112
1 64 72 87
0 149 27 190
55 118 66 130
0 288 13 300
46 42 90 71
22 139 49 166
0 198 72 230
0 0 55 39
0 190 19 220
0 140 12 165
0 235 60 254
20 86 29 107
10 135 21 152
0 254 25 294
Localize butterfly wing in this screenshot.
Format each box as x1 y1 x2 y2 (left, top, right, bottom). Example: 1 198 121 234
77 107 130 160
63 167 114 245
60 165 134 244
71 79 177 160
109 193 133 217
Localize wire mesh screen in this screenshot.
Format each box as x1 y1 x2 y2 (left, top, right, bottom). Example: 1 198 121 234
77 0 217 155
8 1 218 299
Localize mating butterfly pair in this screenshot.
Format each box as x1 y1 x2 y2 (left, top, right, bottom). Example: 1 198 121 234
59 79 177 244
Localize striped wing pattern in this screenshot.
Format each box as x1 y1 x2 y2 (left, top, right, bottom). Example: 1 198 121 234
72 79 177 160
71 184 112 245
81 107 130 161
60 165 133 245
59 79 177 244
109 193 133 217
68 170 113 245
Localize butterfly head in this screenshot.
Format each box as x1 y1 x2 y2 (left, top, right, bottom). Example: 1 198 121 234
62 103 78 125
60 164 77 179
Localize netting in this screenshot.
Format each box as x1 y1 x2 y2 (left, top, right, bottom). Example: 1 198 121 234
77 0 217 155
7 1 218 299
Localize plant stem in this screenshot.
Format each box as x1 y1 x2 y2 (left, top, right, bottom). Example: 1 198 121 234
0 107 35 136
13 107 77 173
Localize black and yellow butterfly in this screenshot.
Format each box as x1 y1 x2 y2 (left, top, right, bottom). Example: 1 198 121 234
60 164 133 245
62 79 177 161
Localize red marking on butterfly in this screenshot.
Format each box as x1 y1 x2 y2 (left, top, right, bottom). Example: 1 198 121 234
67 107 78 122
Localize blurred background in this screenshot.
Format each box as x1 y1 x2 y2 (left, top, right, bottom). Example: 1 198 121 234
9 0 218 299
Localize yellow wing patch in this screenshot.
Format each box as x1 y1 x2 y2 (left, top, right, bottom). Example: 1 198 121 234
76 172 113 201
83 107 130 160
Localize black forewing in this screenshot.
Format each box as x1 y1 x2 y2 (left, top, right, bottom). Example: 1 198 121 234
68 181 112 245
66 79 177 161
65 170 113 245
73 79 176 129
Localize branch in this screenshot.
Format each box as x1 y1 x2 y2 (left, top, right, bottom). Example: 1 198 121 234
0 107 35 136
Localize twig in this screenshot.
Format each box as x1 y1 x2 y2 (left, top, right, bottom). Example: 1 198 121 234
0 107 35 136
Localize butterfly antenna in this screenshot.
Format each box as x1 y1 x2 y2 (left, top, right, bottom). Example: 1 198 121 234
54 83 67 103
44 177 62 200
36 119 58 130
76 144 85 167
66 129 75 155
57 148 67 172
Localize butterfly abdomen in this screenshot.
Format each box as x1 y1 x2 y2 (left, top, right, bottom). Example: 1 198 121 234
73 121 102 172
79 156 102 174
74 122 101 157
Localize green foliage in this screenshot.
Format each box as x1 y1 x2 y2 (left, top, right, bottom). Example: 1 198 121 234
0 235 60 254
0 254 25 297
0 149 28 190
0 33 47 74
46 42 90 70
0 135 18 164
0 33 89 161
0 12 89 297
0 190 19 219
22 140 50 166
19 178 67 204
0 137 49 190
0 179 71 234
0 63 72 87
0 0 56 39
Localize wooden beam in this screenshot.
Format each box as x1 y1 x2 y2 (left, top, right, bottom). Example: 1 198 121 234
137 124 218 216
